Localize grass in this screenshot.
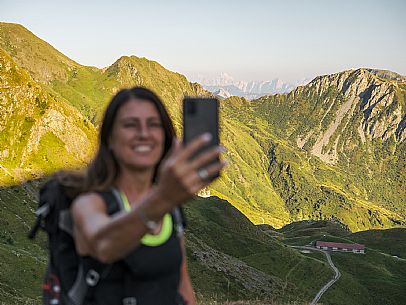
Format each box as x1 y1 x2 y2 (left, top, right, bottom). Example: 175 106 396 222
0 181 404 305
0 182 46 305
349 228 406 258
323 250 406 305
184 197 333 303
278 220 406 305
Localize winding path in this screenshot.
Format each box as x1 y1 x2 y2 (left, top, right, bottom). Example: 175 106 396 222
291 246 341 305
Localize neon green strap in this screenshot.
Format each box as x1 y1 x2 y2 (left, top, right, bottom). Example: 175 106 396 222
119 191 173 247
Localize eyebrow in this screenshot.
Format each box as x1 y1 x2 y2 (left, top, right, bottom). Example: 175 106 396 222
120 117 161 122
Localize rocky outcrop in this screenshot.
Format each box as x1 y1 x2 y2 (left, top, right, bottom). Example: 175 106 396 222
292 69 405 163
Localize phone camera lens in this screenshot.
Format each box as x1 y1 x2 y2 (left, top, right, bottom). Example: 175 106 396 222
186 101 196 115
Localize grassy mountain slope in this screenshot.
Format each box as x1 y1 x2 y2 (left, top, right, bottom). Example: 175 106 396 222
0 22 207 123
0 22 107 121
0 46 97 185
184 196 335 303
249 69 405 230
279 220 406 305
0 22 404 232
0 22 290 228
1 182 404 305
0 182 46 305
252 69 405 214
0 182 332 304
349 228 406 258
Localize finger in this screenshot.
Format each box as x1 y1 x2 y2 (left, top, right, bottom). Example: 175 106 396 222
164 138 182 160
189 146 224 171
189 159 228 187
179 133 212 161
171 138 182 155
188 161 227 194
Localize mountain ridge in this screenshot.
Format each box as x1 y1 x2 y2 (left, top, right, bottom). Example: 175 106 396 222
0 22 405 231
192 72 309 99
0 22 405 305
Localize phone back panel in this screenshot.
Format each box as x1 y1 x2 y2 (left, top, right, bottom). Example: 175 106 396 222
183 97 219 148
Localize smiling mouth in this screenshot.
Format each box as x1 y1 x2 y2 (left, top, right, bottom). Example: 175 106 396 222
133 145 153 153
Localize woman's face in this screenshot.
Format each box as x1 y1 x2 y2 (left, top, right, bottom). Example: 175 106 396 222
110 98 165 172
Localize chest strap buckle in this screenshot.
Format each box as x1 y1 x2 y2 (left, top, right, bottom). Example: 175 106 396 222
85 269 100 287
123 297 137 305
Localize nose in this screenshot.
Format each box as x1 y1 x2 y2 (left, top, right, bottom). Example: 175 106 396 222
138 122 150 138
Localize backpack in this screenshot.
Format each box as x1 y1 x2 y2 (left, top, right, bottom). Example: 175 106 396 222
28 179 185 305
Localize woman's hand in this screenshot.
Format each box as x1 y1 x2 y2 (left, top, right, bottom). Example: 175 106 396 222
154 133 226 207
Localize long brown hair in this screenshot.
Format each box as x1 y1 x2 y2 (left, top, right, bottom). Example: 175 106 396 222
56 87 176 197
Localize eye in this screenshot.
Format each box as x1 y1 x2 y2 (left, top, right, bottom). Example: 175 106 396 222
149 121 162 128
123 122 138 128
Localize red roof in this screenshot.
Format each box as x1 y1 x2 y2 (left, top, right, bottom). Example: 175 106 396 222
316 241 365 250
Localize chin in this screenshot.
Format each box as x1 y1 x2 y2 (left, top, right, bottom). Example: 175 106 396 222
120 153 162 172
127 160 159 171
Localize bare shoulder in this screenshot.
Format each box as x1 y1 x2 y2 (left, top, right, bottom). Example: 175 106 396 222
71 192 107 217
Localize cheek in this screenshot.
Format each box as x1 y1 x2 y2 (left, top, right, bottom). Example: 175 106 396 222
109 129 130 155
112 128 132 146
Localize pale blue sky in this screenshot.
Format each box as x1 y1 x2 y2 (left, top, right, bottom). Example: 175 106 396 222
1 0 405 82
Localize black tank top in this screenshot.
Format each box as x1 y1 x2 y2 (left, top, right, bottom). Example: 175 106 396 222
81 191 185 305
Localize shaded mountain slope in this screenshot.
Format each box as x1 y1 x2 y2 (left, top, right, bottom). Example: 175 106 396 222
1 181 404 305
0 182 332 304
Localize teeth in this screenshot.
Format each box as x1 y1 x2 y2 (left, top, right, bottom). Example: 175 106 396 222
134 145 152 152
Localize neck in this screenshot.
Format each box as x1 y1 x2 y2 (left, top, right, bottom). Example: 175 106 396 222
115 167 154 203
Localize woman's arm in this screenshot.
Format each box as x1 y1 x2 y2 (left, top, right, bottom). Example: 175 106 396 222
178 237 197 305
72 189 168 263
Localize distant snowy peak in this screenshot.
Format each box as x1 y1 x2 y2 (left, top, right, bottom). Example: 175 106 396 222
192 72 311 100
198 72 235 86
212 87 232 99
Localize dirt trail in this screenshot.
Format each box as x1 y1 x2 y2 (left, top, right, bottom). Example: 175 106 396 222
290 246 341 305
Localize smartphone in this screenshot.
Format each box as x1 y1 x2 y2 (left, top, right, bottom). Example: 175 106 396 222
183 97 219 178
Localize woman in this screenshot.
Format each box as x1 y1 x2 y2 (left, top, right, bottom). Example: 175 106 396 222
71 87 226 305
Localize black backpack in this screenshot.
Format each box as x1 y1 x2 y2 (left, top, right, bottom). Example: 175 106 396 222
28 179 186 305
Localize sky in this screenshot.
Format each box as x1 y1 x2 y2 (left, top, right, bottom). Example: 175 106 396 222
1 0 405 83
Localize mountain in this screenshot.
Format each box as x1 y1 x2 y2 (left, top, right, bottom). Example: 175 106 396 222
252 68 405 229
191 72 309 99
0 22 405 305
0 46 97 185
0 22 405 232
0 22 207 124
254 68 405 160
0 22 104 121
0 22 291 229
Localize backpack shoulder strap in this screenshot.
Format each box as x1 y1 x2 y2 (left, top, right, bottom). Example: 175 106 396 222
172 207 186 237
97 190 121 216
66 191 119 305
96 189 187 238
